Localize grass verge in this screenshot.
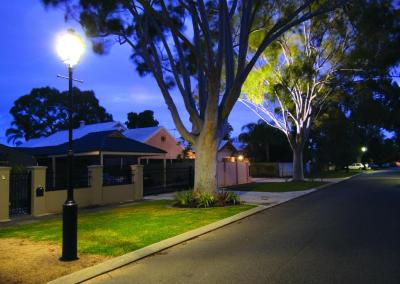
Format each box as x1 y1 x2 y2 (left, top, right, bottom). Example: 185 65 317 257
226 181 327 192
0 200 254 256
307 169 367 179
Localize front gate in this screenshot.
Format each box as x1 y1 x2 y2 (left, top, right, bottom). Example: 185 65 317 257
9 171 31 216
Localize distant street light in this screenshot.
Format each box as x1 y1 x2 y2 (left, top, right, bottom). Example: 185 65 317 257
56 29 85 261
361 146 368 170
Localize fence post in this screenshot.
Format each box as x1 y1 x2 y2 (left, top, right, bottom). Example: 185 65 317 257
131 165 143 200
0 167 11 222
88 165 103 205
28 166 48 217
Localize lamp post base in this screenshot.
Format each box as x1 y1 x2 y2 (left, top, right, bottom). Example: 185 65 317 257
61 200 78 261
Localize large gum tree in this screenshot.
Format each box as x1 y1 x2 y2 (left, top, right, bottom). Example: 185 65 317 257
240 13 349 181
43 0 343 192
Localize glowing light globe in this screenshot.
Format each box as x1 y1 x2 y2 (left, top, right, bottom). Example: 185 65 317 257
56 29 85 67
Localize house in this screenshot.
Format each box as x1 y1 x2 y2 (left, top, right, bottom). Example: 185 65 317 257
124 126 183 162
185 140 245 162
20 130 166 189
18 122 182 163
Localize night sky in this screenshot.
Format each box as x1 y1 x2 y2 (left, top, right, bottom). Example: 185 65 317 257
0 1 254 145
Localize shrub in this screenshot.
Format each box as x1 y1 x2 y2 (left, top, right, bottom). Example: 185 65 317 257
214 191 241 206
196 192 216 208
175 191 196 207
174 190 240 208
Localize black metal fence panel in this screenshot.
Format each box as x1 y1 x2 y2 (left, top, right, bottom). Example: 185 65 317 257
143 166 194 195
9 171 31 216
46 169 90 191
103 166 133 186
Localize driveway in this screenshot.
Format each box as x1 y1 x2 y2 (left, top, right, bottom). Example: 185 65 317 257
87 170 400 284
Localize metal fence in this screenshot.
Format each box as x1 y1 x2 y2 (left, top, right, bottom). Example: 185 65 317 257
143 166 194 195
9 171 31 216
46 169 90 191
103 166 133 186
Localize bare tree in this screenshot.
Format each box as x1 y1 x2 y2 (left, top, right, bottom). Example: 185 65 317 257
43 0 344 191
240 16 349 180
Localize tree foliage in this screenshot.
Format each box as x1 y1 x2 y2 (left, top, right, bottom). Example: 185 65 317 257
42 0 344 191
6 87 112 145
241 11 349 180
239 120 291 162
125 110 159 129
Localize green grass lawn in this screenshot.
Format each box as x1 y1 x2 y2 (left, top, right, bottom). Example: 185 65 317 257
306 169 367 179
0 200 254 256
227 181 327 192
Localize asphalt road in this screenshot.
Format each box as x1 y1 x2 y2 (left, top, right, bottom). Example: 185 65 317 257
87 170 400 284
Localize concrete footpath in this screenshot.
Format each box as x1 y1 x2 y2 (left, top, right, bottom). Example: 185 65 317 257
49 176 354 284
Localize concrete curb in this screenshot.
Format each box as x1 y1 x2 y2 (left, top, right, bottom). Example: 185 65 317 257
48 173 359 284
47 205 268 284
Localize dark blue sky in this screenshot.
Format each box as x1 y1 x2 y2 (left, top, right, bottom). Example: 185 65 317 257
0 1 254 145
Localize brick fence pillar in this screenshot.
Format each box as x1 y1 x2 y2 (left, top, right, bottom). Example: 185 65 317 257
131 165 143 200
28 166 48 217
0 167 11 222
88 165 103 205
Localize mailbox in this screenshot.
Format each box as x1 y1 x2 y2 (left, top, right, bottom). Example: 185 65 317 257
36 186 44 197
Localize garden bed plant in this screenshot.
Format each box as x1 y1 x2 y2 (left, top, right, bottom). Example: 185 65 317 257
174 190 241 208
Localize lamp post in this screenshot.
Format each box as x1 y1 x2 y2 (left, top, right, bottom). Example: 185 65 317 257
56 29 85 261
361 146 368 170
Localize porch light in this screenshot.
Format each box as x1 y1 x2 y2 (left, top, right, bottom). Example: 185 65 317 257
237 155 244 161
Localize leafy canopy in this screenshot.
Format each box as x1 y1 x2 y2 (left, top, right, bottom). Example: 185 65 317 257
6 87 112 145
125 110 159 129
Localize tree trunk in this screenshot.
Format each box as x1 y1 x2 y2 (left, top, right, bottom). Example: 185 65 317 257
292 146 304 181
193 128 220 193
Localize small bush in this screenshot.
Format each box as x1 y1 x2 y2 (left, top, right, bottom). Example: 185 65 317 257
196 192 216 208
174 190 240 208
175 191 196 207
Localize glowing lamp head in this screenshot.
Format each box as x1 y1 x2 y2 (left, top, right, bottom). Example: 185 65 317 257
56 29 85 67
361 146 368 153
237 155 244 161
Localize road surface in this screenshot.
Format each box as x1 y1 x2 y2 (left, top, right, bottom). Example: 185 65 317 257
87 170 400 284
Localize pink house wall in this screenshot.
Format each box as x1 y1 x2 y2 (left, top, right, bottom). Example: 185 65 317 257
144 128 183 160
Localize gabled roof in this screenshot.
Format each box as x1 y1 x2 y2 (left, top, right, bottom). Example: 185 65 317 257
123 126 164 143
18 121 127 148
19 131 166 157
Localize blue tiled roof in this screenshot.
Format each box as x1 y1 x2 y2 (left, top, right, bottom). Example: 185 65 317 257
19 131 166 157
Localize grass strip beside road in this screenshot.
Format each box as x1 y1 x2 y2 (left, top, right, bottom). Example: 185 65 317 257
227 181 327 192
0 200 254 256
307 169 367 179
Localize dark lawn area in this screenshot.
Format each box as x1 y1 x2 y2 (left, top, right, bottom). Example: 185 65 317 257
226 181 327 192
306 169 367 179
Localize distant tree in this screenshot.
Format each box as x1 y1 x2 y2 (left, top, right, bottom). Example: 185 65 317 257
125 110 159 129
6 87 113 144
309 107 360 170
239 120 291 162
43 0 342 193
223 122 234 141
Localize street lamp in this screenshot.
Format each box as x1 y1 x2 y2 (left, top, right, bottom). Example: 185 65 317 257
56 29 85 261
361 146 368 170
